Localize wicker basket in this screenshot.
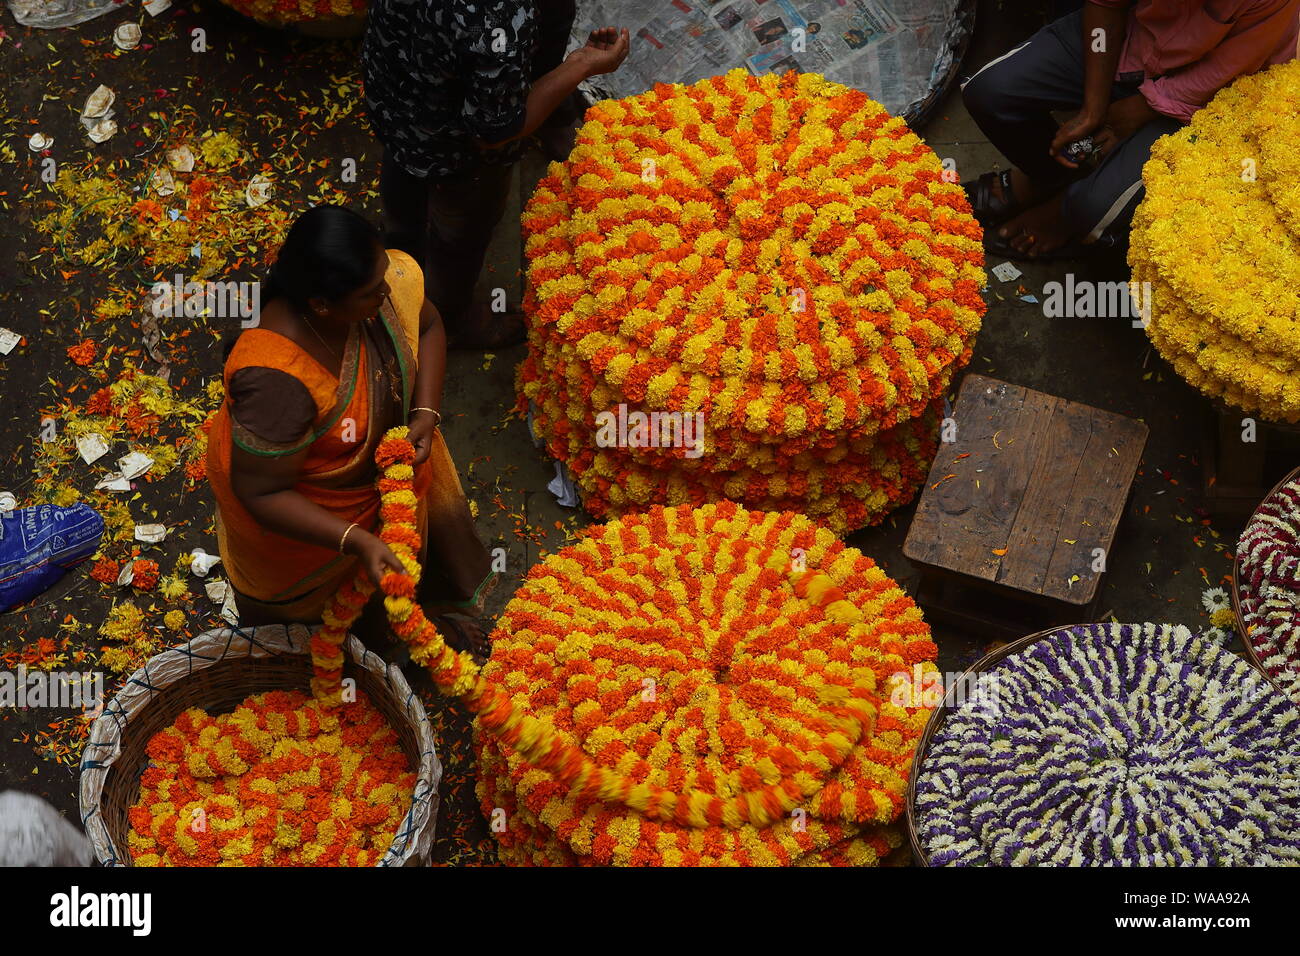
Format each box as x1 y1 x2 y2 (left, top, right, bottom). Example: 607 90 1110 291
904 625 1082 867
1231 463 1300 689
79 624 440 867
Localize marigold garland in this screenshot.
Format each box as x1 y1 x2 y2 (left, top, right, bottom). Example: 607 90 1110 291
472 498 937 865
128 689 414 866
1131 60 1300 422
517 69 985 532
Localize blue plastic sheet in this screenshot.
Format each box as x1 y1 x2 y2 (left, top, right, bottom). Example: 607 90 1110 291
0 504 104 612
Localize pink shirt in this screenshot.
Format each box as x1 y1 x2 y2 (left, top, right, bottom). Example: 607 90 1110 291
1089 0 1300 121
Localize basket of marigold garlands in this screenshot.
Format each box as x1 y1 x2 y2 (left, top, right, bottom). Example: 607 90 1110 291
79 624 440 867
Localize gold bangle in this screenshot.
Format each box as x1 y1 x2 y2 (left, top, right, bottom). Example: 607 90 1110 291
410 407 441 426
338 522 359 554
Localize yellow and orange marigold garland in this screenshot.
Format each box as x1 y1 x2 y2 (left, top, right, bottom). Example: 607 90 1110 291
473 497 938 865
128 688 415 866
518 69 985 532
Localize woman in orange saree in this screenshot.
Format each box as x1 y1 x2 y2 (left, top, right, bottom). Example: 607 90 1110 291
206 205 494 653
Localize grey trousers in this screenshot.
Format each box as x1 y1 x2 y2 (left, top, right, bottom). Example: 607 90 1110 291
960 9 1183 241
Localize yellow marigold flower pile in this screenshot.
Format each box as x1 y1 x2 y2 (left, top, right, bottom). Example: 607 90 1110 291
127 689 414 866
1132 60 1300 422
518 69 986 533
475 500 939 866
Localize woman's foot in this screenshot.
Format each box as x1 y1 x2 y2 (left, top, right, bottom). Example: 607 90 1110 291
995 196 1075 258
433 614 493 664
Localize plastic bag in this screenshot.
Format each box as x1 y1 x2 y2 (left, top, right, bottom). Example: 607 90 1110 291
0 504 104 612
6 0 119 30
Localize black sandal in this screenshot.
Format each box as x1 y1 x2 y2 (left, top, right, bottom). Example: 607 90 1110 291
962 169 1020 228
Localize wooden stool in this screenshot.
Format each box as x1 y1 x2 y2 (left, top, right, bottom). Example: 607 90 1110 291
1201 404 1300 523
903 375 1148 639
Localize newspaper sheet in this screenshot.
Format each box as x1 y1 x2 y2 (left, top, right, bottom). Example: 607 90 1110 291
575 0 968 122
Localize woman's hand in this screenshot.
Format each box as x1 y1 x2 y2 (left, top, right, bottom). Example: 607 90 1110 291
346 528 405 587
407 409 439 466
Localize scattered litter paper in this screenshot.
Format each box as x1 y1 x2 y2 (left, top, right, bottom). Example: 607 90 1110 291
153 167 175 196
94 473 132 492
547 461 580 508
204 578 228 604
117 450 154 480
991 261 1022 283
134 523 168 543
116 563 134 586
220 589 239 625
28 132 52 152
189 548 222 577
245 173 273 208
0 328 20 355
87 118 118 143
1020 294 1039 304
0 492 17 513
113 22 141 50
166 145 194 172
143 0 171 16
76 433 110 465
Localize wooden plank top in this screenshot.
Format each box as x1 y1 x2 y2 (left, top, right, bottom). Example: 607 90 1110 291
903 375 1148 605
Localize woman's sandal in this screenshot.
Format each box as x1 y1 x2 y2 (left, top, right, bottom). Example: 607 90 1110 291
433 614 493 666
962 169 1020 227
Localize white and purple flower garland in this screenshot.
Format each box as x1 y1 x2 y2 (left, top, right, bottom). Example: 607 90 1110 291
914 623 1300 866
1237 477 1300 702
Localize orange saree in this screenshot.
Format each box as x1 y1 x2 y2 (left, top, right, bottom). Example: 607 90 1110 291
206 250 493 623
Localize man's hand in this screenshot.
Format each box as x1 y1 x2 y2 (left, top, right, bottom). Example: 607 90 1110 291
1092 94 1160 158
565 27 630 78
1050 107 1104 167
407 409 438 466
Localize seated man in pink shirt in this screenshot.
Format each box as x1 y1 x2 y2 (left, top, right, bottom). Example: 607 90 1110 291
962 0 1299 259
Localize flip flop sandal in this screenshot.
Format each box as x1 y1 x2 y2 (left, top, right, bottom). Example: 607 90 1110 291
962 169 1019 228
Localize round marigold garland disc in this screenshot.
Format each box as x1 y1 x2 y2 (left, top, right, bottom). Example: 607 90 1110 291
519 69 985 531
914 623 1300 866
1131 60 1300 423
474 501 938 865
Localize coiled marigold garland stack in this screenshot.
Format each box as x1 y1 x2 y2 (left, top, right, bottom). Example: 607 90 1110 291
1132 60 1300 422
518 69 986 532
474 501 940 865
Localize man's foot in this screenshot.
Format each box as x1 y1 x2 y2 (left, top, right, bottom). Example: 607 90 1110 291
433 615 493 665
446 303 527 351
535 122 579 163
995 196 1074 258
